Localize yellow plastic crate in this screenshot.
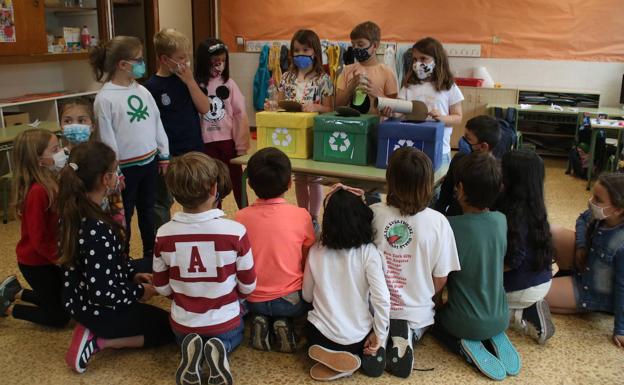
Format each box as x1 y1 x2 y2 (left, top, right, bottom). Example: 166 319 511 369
256 111 317 159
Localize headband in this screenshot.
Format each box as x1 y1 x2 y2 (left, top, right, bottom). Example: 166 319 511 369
69 163 78 171
208 43 227 53
325 183 365 201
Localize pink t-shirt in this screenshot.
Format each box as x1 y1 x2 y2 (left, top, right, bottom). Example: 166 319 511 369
235 198 315 302
200 77 250 154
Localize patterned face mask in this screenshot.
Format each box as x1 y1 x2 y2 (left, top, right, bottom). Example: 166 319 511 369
413 60 436 80
63 124 91 144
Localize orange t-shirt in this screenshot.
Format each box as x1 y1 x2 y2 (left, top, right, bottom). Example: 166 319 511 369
235 198 315 302
336 62 399 113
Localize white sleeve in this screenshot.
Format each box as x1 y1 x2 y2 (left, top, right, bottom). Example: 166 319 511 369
94 96 119 158
364 244 391 344
302 248 315 303
448 84 464 106
433 217 461 277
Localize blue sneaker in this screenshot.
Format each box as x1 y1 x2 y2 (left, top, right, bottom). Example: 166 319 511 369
488 332 522 376
460 339 507 381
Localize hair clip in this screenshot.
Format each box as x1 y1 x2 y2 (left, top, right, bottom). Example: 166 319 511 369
69 163 78 171
208 43 227 53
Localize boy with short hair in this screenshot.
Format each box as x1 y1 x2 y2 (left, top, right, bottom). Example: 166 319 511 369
435 115 501 216
153 152 256 385
335 21 398 114
433 152 521 381
145 28 210 230
235 148 315 353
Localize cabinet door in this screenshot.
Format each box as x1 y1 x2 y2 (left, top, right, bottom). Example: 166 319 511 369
0 0 46 56
475 88 519 115
452 87 477 149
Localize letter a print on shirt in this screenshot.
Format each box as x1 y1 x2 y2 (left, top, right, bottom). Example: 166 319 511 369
187 245 208 273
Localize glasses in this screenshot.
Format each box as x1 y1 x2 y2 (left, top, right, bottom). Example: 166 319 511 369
126 57 145 64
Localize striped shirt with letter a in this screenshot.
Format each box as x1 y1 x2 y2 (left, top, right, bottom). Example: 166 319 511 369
153 209 256 335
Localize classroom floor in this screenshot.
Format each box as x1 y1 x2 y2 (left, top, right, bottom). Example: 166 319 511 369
1 157 623 385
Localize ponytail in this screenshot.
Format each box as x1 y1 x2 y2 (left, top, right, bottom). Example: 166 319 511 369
88 36 143 83
89 42 108 82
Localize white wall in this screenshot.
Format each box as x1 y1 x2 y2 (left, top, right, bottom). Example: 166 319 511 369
158 0 193 45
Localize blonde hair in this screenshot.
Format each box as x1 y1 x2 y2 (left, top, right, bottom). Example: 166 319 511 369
59 97 98 140
166 152 219 209
154 28 190 58
89 35 142 82
11 129 58 217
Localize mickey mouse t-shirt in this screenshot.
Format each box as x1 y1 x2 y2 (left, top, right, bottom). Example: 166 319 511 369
199 77 250 154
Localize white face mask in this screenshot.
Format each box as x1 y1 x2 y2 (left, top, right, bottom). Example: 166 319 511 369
47 150 68 172
413 60 435 80
589 198 613 220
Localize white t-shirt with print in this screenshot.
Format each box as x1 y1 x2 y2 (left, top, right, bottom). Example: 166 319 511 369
371 203 461 330
398 82 464 155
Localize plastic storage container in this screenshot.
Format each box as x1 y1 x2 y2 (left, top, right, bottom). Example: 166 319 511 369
455 77 484 87
313 112 379 165
375 120 445 170
256 111 317 158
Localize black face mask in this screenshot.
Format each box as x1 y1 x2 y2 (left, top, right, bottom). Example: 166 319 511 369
353 45 373 62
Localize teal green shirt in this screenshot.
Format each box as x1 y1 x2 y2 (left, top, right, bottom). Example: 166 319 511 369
437 211 509 340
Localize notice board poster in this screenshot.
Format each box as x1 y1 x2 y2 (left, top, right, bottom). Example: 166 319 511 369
0 0 16 43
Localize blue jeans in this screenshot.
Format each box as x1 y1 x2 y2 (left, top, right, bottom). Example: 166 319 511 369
173 319 244 353
247 292 306 318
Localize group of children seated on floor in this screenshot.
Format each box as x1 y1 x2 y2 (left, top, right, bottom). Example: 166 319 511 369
1 19 624 385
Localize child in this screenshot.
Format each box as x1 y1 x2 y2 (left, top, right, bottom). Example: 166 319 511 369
58 142 172 373
153 152 256 385
497 150 555 344
59 97 97 151
90 36 170 260
546 172 624 348
433 152 520 381
370 147 460 378
195 38 250 209
385 37 463 167
0 129 70 328
435 115 500 216
145 29 207 230
279 29 333 231
303 184 390 380
235 148 315 353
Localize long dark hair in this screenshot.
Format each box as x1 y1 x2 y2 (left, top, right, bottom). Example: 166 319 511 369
57 142 124 266
499 150 552 271
195 38 229 84
403 37 454 92
586 172 624 249
288 29 324 76
321 189 374 250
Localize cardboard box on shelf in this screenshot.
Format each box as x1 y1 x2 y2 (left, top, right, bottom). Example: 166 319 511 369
3 112 30 127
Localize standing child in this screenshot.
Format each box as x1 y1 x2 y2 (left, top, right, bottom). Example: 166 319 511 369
235 148 315 353
385 37 463 167
145 29 207 230
279 30 333 229
196 38 250 209
303 184 390 381
0 129 70 328
153 152 256 385
546 172 624 349
434 152 520 381
497 150 555 344
90 36 170 260
370 147 460 378
58 142 173 374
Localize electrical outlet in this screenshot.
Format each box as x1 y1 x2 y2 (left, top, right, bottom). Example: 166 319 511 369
443 44 481 57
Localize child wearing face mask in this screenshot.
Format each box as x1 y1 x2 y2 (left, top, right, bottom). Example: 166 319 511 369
0 129 70 328
90 36 170 261
145 29 207 230
384 37 463 167
195 38 250 209
546 172 624 349
279 29 334 230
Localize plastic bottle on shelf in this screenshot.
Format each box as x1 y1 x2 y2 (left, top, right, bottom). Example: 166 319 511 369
80 26 91 51
265 78 279 111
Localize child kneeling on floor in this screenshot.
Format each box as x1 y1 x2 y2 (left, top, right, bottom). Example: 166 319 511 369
153 152 256 385
302 184 390 380
433 152 521 381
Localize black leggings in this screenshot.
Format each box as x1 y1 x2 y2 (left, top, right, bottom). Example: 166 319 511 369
75 302 173 348
13 263 70 328
305 321 366 355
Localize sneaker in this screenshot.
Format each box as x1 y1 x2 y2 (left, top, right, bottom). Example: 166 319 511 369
459 339 506 381
309 363 356 381
386 319 413 378
0 275 22 304
272 317 297 353
175 333 203 385
204 338 233 385
360 346 386 378
487 332 522 376
520 300 555 345
250 314 271 351
308 345 361 373
65 324 100 373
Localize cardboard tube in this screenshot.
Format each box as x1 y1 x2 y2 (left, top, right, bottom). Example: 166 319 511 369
375 97 414 113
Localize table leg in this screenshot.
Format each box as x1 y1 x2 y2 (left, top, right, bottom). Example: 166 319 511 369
241 167 249 208
586 129 598 191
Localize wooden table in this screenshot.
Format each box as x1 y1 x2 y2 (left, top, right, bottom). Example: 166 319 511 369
231 155 449 207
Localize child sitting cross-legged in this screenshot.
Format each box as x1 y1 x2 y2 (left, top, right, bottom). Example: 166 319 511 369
153 152 256 385
433 152 521 381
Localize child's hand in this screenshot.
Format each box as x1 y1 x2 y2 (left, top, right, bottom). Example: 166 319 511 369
158 162 169 175
302 102 320 112
134 272 153 285
380 106 394 118
574 248 587 271
167 58 194 84
429 108 442 120
363 332 381 356
612 334 624 348
141 283 157 301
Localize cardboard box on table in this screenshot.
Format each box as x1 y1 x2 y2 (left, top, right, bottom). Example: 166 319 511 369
313 112 379 165
255 111 317 159
375 120 445 170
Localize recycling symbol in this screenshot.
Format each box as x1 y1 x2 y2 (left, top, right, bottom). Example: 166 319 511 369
393 139 415 151
328 131 351 152
272 128 293 147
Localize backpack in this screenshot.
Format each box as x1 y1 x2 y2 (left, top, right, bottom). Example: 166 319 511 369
566 126 607 179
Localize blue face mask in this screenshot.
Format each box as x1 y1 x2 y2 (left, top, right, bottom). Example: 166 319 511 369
63 124 92 144
130 59 146 78
293 55 314 69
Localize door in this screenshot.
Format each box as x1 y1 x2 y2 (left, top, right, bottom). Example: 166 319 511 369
451 86 477 149
192 0 216 52
0 0 46 56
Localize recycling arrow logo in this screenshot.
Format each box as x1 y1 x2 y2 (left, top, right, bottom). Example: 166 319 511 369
393 139 415 151
328 131 351 152
272 128 293 147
